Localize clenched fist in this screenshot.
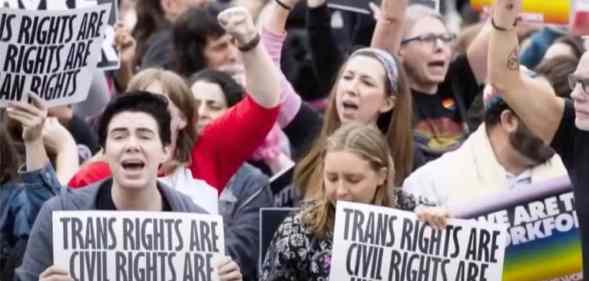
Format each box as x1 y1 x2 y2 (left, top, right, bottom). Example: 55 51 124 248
217 7 258 48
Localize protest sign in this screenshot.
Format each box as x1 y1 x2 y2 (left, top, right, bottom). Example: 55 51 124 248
53 211 225 281
328 0 439 14
2 0 119 69
470 0 570 25
329 201 507 281
0 5 109 107
452 176 583 281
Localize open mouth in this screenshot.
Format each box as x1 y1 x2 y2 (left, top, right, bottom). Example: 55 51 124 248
428 60 446 68
121 160 145 171
342 101 359 110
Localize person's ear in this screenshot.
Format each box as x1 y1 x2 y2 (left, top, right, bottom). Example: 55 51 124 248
379 96 396 113
500 109 518 133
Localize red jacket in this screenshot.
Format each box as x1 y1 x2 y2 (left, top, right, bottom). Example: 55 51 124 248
68 95 279 192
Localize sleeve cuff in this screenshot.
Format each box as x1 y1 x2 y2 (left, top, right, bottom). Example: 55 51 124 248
19 163 60 188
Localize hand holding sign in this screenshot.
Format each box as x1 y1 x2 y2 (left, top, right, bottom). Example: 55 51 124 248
39 266 73 281
6 93 47 142
217 7 257 48
416 205 450 230
214 255 243 281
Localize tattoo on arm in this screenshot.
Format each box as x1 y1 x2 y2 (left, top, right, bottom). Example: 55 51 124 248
507 47 519 71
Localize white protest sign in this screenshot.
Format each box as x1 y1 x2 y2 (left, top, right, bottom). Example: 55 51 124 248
1 0 119 69
0 5 109 107
53 211 225 281
329 201 508 281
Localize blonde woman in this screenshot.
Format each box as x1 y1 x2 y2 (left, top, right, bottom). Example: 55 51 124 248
261 123 447 280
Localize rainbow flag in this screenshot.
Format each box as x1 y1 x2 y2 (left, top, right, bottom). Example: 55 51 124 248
454 177 583 281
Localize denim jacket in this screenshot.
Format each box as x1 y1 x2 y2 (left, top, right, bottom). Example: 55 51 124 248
0 164 61 281
220 164 274 281
0 164 62 243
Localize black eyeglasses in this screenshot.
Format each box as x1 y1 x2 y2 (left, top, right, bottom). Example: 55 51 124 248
568 74 589 94
401 33 457 47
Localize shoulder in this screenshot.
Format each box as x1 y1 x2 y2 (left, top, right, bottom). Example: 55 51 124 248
46 183 102 210
228 164 269 193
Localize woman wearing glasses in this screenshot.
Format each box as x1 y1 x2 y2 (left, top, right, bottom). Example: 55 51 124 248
399 4 487 163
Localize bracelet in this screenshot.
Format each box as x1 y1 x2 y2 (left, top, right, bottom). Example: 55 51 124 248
238 33 261 52
275 0 292 10
491 17 518 31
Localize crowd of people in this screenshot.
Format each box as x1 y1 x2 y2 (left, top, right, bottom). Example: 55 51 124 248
0 0 587 280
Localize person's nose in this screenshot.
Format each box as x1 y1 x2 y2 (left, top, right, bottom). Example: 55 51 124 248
336 181 350 200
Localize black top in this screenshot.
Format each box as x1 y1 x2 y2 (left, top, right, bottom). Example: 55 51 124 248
551 100 589 279
96 184 172 211
413 54 482 162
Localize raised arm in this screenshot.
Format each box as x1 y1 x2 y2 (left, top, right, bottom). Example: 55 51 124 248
370 0 408 54
466 22 490 83
218 7 281 109
260 0 303 127
42 118 80 185
488 0 564 143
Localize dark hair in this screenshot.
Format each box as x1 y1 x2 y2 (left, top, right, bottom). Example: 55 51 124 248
555 35 586 60
0 111 20 184
188 69 245 107
173 4 227 77
484 97 512 128
535 55 579 98
132 0 170 66
97 91 172 148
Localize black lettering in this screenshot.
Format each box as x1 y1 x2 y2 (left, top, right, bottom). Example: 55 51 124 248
400 218 414 251
115 252 127 281
174 219 183 251
18 16 32 44
0 14 15 42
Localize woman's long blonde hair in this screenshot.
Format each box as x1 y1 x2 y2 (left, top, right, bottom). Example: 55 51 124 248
302 123 399 239
294 51 414 200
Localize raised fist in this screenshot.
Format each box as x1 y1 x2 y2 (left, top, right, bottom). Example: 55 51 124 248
217 7 258 47
492 0 522 29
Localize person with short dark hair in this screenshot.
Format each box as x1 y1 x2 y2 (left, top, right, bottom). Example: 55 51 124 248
16 92 244 281
404 85 567 207
173 3 235 78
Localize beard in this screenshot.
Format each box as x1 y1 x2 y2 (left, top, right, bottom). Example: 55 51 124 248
509 123 555 165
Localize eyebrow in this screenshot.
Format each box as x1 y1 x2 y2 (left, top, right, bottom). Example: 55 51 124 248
109 127 156 135
344 70 378 80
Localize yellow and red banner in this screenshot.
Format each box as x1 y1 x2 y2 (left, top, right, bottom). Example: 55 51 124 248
470 0 571 25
